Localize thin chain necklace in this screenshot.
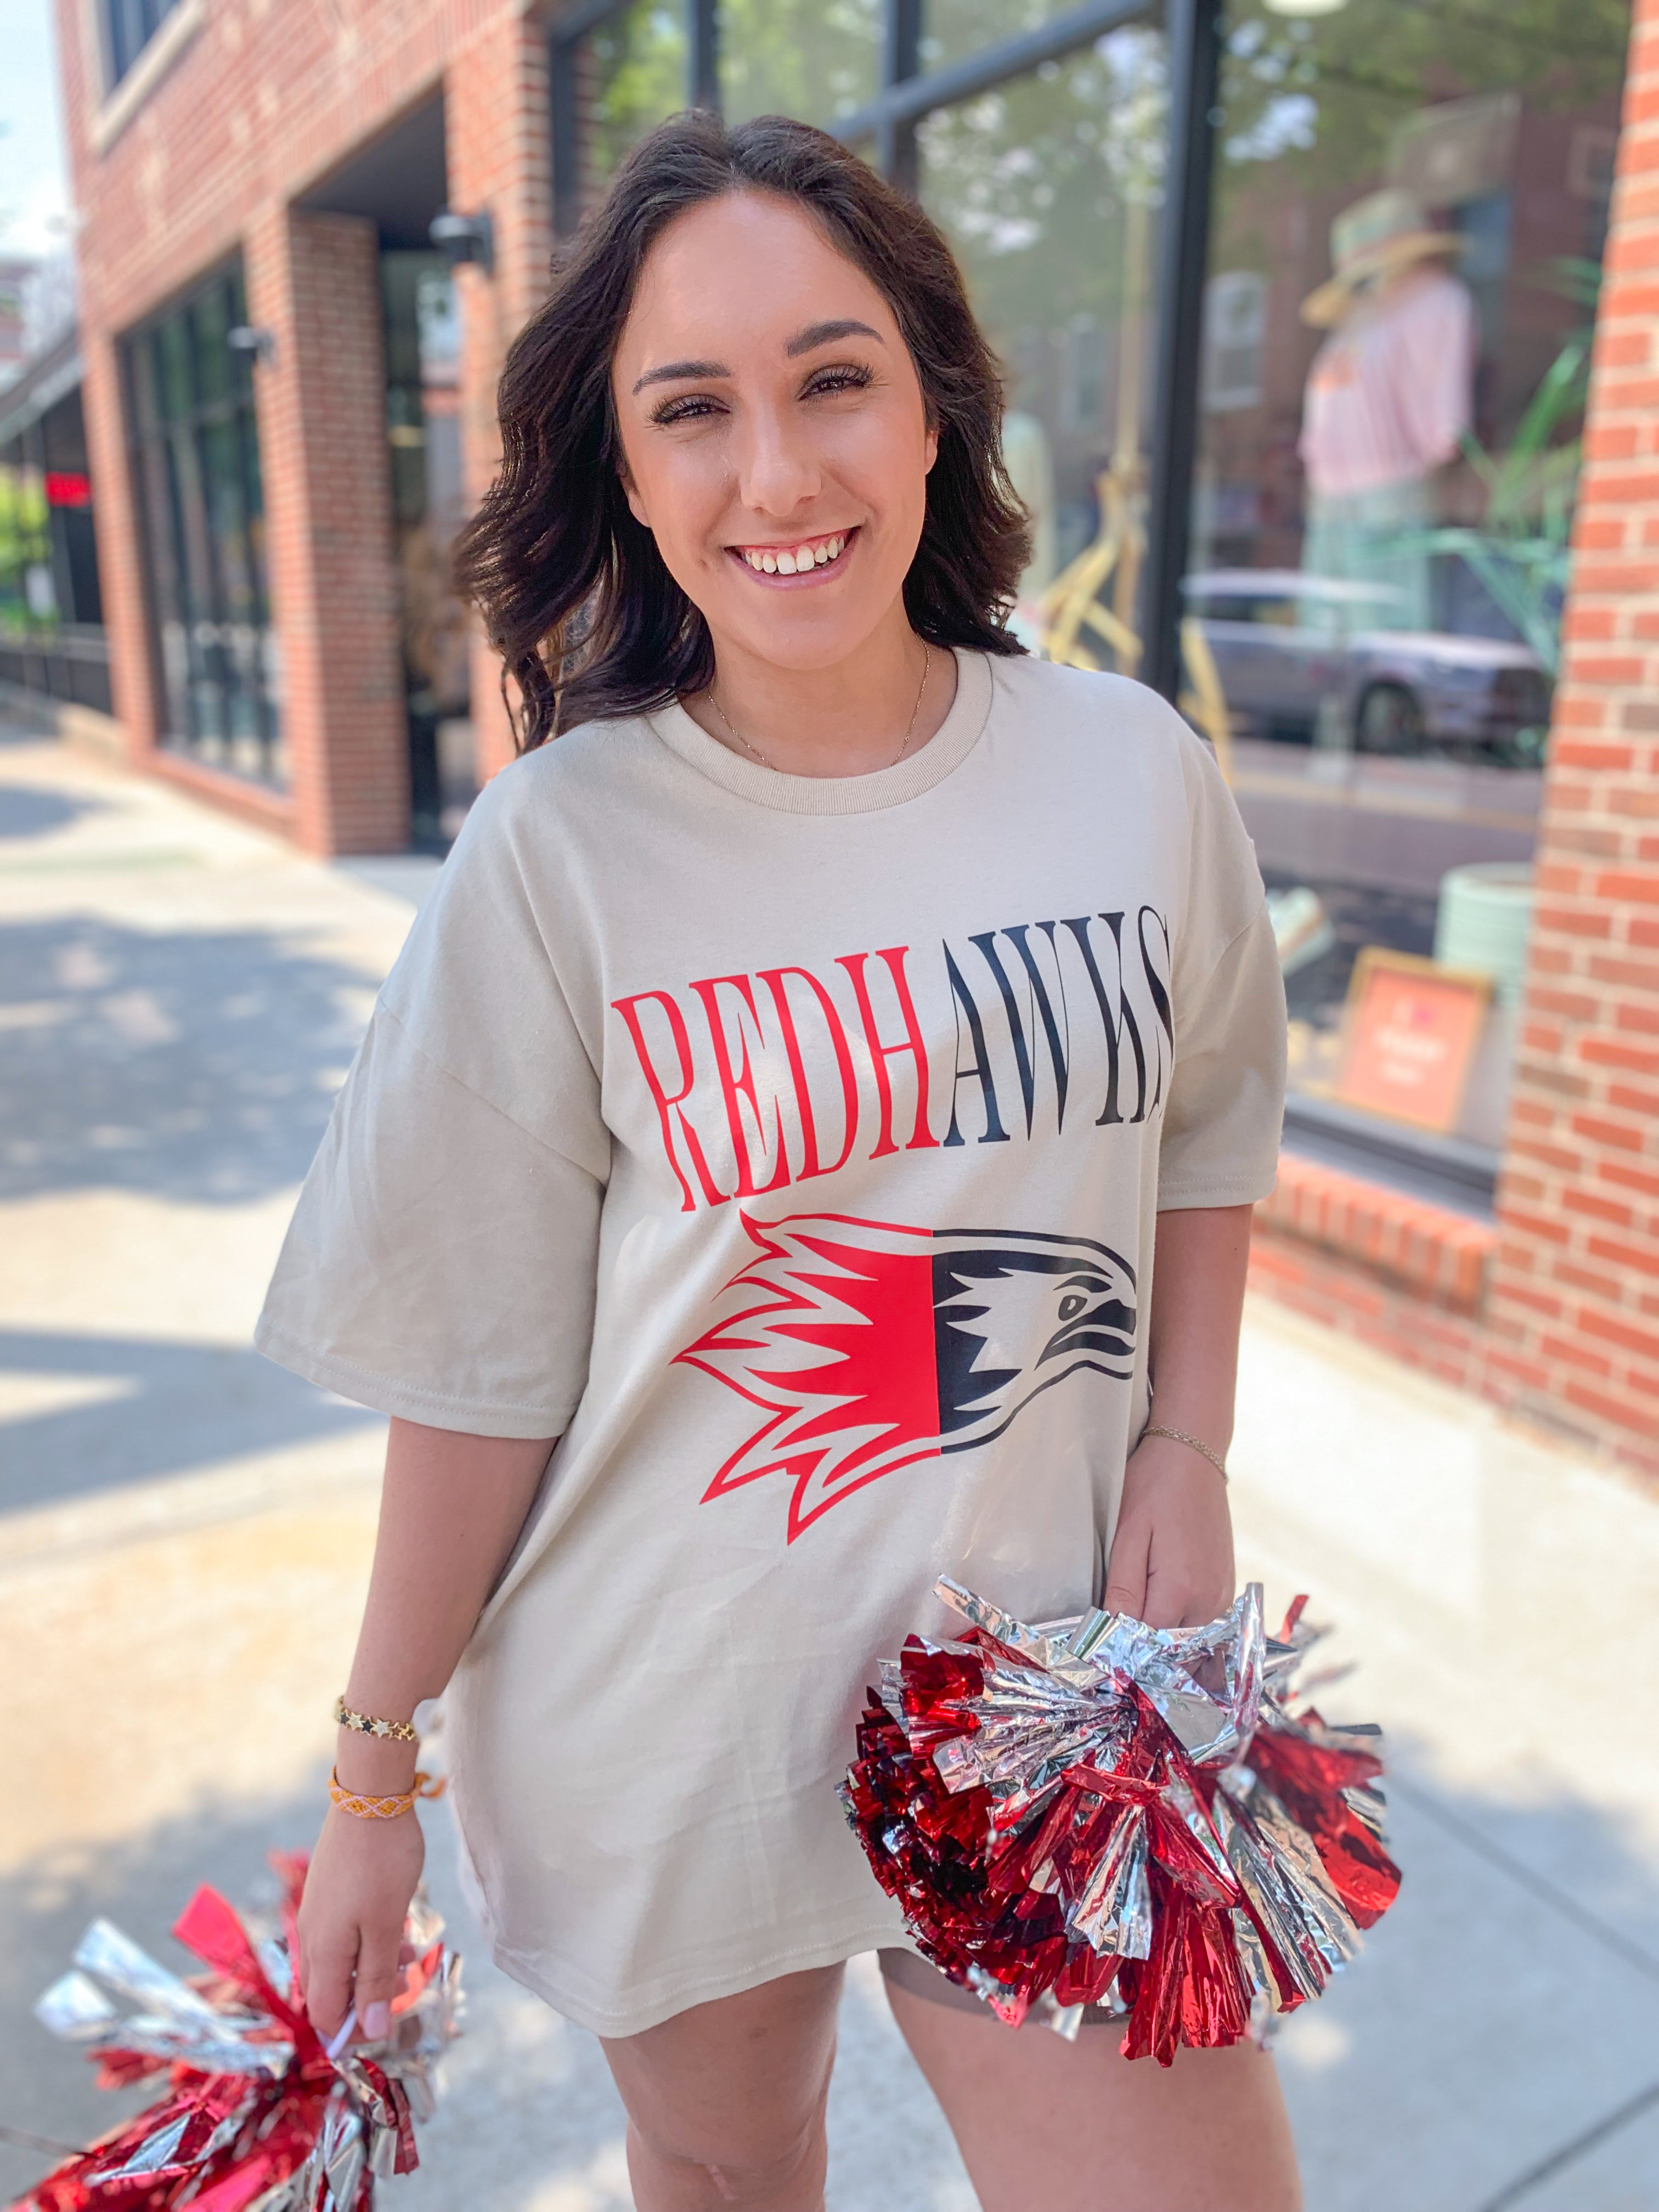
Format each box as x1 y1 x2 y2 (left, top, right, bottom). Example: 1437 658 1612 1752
707 642 931 774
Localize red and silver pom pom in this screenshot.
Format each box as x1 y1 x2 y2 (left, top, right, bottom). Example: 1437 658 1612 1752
840 1581 1400 2066
11 1854 460 2210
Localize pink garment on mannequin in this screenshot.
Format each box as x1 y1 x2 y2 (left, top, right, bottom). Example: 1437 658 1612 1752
1299 268 1476 500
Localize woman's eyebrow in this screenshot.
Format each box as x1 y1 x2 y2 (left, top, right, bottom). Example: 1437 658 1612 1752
785 318 883 356
632 357 730 394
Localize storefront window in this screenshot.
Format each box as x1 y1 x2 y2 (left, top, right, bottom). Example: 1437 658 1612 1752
921 0 1096 76
571 0 880 211
125 261 282 784
920 27 1168 655
719 0 881 132
1178 0 1629 1172
583 2 689 194
383 255 472 845
0 383 110 714
0 460 53 637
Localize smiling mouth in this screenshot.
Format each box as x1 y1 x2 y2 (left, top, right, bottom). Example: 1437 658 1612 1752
730 527 856 578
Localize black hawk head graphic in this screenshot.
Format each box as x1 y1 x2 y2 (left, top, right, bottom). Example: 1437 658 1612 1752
675 1212 1137 1540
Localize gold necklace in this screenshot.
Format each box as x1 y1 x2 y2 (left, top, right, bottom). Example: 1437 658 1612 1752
708 643 932 774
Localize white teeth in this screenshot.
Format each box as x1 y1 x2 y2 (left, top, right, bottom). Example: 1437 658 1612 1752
740 533 847 573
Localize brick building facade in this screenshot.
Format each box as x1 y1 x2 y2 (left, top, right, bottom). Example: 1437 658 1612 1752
48 0 1659 1478
55 0 550 850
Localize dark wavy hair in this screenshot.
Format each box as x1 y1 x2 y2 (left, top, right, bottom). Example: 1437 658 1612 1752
453 110 1030 749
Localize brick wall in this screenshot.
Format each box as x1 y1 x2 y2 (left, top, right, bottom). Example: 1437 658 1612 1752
54 0 560 851
249 207 408 853
1479 0 1659 1478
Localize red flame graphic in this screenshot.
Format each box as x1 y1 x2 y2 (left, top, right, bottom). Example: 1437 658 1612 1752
674 1211 944 1541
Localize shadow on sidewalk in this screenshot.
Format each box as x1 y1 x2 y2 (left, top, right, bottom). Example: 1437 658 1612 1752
0 783 108 840
0 1325 378 1512
0 708 60 747
0 915 376 1203
1273 1735 1659 2212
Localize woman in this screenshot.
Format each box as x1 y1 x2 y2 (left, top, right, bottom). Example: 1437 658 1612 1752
256 112 1295 2211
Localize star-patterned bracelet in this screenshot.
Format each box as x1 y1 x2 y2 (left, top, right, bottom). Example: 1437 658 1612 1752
334 1696 419 1743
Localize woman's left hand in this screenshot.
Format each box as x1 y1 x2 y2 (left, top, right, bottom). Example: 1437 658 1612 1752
1103 1432 1235 1629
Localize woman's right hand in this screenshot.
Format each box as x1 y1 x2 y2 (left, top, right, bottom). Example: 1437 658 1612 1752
296 1804 425 2045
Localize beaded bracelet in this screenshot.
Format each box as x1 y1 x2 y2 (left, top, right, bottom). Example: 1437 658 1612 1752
328 1768 445 1821
334 1696 419 1743
1138 1424 1229 1482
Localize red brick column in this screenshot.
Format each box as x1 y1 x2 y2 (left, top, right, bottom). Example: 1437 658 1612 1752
246 205 409 854
447 10 555 782
1487 0 1659 1476
77 328 162 761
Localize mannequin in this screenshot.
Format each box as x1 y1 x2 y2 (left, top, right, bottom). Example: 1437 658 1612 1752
1298 188 1475 634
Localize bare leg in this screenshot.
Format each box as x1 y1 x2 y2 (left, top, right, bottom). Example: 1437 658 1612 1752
599 1964 845 2212
884 1978 1301 2212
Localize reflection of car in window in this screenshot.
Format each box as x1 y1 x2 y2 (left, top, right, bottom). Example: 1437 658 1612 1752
1182 570 1553 766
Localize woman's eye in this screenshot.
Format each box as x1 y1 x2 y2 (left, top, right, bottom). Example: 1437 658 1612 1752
805 366 872 399
651 396 723 426
1058 1293 1086 1322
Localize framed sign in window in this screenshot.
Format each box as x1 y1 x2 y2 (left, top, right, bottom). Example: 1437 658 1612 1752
1334 950 1493 1137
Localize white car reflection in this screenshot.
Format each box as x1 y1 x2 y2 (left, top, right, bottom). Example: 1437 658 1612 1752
1183 570 1553 764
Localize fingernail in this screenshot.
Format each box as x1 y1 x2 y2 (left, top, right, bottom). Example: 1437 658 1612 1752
363 2000 391 2040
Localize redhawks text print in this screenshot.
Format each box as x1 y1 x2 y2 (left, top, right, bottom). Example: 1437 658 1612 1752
611 905 1173 1213
676 1211 1137 1541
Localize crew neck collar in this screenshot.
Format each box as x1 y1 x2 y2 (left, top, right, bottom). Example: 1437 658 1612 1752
645 648 993 816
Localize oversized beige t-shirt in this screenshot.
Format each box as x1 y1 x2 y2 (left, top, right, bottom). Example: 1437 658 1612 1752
255 650 1286 2036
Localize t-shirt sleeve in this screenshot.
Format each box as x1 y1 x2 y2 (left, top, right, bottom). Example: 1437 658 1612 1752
1155 724 1286 1210
253 765 609 1438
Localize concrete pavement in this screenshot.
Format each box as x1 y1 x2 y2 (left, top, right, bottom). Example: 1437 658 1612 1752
3 712 1657 2211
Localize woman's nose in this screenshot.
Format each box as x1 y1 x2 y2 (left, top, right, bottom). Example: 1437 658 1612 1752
735 406 822 518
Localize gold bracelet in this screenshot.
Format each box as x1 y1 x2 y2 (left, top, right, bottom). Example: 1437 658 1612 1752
328 1768 445 1821
334 1696 418 1743
1139 1425 1229 1482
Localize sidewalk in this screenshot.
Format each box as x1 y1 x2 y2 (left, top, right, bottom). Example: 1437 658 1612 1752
3 713 1657 2212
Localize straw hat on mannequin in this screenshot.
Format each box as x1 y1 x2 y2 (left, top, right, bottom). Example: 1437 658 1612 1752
1301 187 1460 329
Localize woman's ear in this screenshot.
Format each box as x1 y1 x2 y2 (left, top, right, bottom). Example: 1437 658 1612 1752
923 421 939 475
619 465 652 531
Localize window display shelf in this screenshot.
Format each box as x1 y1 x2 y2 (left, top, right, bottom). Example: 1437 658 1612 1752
1281 1089 1499 1219
1259 1146 1498 1315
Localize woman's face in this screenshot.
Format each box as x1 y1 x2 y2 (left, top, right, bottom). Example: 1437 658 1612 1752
611 191 938 675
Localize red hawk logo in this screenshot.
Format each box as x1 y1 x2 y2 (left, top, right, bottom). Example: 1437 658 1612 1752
675 1211 1137 1541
